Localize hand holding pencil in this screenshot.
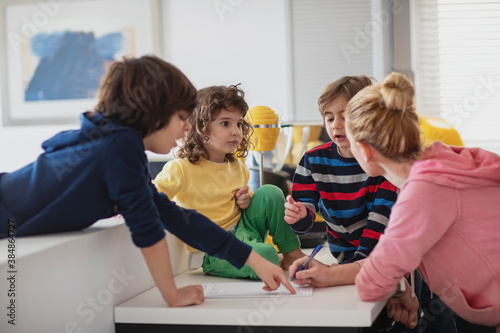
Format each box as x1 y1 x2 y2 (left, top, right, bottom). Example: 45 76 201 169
289 251 362 288
290 245 323 282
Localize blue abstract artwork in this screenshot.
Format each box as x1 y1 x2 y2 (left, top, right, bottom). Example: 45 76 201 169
25 30 124 101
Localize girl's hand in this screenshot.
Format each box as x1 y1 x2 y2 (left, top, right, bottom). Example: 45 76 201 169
166 285 205 307
284 195 307 225
245 251 296 295
235 185 251 209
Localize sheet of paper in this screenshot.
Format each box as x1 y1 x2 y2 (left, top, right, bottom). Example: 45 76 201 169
202 282 313 298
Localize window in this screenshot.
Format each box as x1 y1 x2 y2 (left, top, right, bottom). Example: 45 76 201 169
412 0 500 153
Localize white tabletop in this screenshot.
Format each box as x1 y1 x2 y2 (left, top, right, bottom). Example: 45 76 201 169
115 268 386 328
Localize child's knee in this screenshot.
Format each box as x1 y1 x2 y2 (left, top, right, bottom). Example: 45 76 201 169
252 242 280 265
254 184 285 205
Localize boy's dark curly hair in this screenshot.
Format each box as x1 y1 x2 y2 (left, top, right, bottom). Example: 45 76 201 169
93 55 197 138
177 84 254 164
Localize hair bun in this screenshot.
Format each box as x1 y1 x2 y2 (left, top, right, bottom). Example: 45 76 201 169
380 72 414 111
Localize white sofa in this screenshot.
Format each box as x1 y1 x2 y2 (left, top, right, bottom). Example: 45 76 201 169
0 216 187 333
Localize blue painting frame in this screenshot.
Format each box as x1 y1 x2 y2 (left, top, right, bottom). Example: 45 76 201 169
1 0 159 126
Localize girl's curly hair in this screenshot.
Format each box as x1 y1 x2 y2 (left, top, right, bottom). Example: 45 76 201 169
177 84 254 164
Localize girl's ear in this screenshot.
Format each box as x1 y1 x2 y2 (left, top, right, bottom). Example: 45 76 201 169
356 141 373 163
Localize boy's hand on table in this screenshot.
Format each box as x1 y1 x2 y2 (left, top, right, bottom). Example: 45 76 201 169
235 185 251 209
284 195 307 225
246 251 296 295
141 237 205 308
167 285 205 307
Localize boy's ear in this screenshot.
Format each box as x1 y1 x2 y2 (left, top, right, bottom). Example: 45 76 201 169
356 141 373 163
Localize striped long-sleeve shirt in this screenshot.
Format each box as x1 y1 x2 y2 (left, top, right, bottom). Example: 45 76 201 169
290 142 398 263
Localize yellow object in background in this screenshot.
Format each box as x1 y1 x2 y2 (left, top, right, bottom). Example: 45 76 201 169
420 116 464 147
286 125 325 166
265 234 279 252
247 106 280 152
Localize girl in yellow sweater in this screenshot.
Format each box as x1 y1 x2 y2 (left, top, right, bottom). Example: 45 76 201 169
153 85 303 279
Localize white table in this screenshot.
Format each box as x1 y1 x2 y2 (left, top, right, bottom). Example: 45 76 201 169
115 268 387 333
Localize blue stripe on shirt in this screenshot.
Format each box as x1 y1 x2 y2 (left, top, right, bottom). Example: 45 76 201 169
319 199 363 220
300 198 317 207
325 206 364 219
308 156 359 167
374 198 396 208
326 198 395 218
329 243 357 253
366 198 396 210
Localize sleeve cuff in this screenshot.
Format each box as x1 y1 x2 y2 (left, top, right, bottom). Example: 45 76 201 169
131 227 166 248
290 208 315 235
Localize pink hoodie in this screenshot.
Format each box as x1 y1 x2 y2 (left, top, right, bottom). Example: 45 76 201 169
356 142 500 329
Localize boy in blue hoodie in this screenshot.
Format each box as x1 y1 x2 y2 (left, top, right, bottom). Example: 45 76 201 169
0 55 295 307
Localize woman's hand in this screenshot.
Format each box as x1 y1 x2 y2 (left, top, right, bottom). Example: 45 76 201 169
284 195 307 225
289 257 360 288
386 280 419 329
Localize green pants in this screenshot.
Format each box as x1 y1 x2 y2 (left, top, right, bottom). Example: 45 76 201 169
202 184 300 280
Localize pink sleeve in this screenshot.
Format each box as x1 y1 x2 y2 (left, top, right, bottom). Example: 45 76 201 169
356 258 368 267
355 180 458 301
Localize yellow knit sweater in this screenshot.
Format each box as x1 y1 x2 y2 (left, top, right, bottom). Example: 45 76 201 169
153 157 253 235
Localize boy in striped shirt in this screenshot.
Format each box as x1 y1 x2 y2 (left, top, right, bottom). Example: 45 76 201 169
284 76 398 264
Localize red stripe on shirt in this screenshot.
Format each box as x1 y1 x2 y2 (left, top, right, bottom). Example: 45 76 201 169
307 142 333 154
349 239 360 247
380 180 398 192
293 183 318 192
361 228 383 241
319 184 375 201
327 229 342 238
327 229 361 247
319 182 397 201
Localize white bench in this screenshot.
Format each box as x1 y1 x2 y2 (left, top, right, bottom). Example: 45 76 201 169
0 216 187 333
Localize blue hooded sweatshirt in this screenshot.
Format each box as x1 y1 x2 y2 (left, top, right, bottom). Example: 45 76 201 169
0 112 251 268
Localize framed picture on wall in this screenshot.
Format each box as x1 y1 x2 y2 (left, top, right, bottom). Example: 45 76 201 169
0 0 160 125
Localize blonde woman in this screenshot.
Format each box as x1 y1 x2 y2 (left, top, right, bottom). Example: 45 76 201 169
346 73 500 331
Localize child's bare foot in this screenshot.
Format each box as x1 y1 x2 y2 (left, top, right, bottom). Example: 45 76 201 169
281 248 306 271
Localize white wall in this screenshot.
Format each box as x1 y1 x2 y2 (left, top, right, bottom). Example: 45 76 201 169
161 0 390 125
0 0 389 172
0 103 75 172
0 75 75 172
162 0 290 116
